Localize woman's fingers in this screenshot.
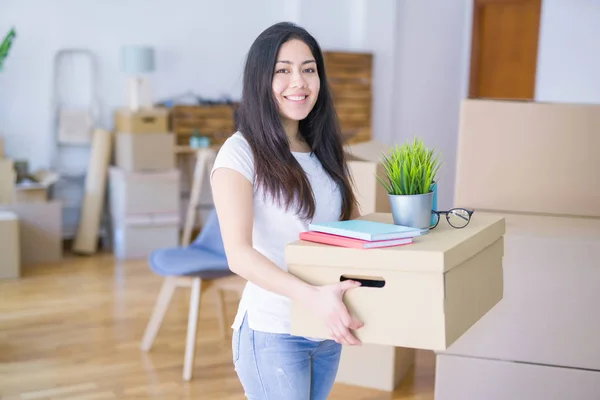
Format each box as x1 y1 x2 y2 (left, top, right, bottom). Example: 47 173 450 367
330 324 346 345
331 317 361 346
339 304 364 331
337 279 361 293
341 326 361 346
348 317 364 331
319 281 364 346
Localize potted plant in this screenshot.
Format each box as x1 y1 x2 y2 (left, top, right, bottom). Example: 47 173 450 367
376 137 441 229
0 28 16 72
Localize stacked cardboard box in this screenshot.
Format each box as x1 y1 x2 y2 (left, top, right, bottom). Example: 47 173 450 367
0 158 14 204
0 138 14 203
435 99 600 399
0 211 20 279
110 108 180 260
0 144 19 279
344 140 392 216
0 137 62 268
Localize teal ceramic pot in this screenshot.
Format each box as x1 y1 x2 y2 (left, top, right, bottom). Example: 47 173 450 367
430 182 438 227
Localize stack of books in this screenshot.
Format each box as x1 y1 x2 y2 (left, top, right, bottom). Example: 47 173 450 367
299 219 428 249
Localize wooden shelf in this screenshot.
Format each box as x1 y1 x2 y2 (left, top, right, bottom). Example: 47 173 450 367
171 104 237 146
324 51 373 144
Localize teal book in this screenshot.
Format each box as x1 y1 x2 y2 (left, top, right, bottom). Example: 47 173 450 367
308 220 427 242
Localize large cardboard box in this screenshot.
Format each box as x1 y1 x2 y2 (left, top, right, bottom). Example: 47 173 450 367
14 170 59 204
113 214 180 260
432 214 600 399
454 99 600 217
14 186 46 203
116 132 175 172
344 140 391 215
0 211 20 279
114 107 169 134
108 167 180 220
286 212 505 351
0 158 15 204
435 353 600 400
0 201 62 265
437 212 600 370
335 344 415 391
108 167 181 259
438 99 600 398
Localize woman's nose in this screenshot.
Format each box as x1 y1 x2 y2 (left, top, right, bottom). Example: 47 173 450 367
290 71 307 88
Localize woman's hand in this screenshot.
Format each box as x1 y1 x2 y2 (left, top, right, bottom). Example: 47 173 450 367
306 280 364 346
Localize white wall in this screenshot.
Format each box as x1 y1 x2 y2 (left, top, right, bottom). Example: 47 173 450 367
389 0 600 210
2 0 598 209
390 0 472 210
0 0 397 172
0 0 285 170
535 0 600 104
363 0 399 147
294 0 398 145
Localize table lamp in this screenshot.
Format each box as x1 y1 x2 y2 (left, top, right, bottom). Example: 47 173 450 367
121 45 155 111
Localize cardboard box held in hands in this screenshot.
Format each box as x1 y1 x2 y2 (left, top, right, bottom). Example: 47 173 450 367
287 212 506 351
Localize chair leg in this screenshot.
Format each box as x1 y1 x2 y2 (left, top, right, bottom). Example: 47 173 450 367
140 276 177 352
183 277 202 381
215 289 228 340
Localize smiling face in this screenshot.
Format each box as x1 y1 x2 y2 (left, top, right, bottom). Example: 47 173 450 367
272 39 320 125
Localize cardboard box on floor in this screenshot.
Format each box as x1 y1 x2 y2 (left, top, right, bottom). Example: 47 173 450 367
108 167 180 220
0 154 60 205
108 167 181 260
436 99 600 399
0 142 62 265
14 170 60 204
0 201 62 265
0 211 20 279
344 140 391 215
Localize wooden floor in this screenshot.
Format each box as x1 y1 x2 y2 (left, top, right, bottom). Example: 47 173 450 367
0 252 436 400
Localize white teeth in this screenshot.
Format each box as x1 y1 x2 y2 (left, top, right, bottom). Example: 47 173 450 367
286 95 306 101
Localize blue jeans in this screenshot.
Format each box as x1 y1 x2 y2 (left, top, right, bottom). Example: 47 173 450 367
232 313 342 399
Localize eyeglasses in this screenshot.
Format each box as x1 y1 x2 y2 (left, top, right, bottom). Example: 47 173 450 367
430 208 474 229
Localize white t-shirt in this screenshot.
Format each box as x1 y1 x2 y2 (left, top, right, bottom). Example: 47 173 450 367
210 131 342 335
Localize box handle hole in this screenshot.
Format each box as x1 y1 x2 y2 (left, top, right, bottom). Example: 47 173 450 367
141 116 156 123
340 274 385 288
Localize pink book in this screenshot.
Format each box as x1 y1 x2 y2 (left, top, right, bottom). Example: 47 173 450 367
299 230 413 249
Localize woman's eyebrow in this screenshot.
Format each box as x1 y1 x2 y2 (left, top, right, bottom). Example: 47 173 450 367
276 59 316 65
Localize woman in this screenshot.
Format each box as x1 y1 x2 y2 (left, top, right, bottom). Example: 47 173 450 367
210 21 363 399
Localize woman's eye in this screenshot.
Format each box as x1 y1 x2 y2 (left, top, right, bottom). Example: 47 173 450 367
276 69 288 73
303 68 316 73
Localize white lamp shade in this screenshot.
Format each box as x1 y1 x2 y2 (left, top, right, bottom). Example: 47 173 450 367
121 46 155 74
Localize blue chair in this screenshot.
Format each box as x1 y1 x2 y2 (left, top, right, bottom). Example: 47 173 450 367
140 208 245 381
148 209 230 278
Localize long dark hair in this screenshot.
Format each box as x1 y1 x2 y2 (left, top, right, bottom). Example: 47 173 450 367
235 21 357 221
